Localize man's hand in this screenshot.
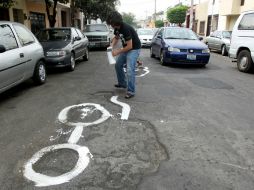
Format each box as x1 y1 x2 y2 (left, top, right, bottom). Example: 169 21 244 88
112 49 121 56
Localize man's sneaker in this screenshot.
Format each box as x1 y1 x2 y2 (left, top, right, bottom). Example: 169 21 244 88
114 84 126 89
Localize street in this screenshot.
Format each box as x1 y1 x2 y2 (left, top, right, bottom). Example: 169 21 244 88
0 49 254 190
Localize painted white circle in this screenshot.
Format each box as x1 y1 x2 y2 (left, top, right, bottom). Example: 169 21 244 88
24 144 90 187
58 103 111 127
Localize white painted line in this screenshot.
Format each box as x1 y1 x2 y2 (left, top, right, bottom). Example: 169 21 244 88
110 96 130 120
24 144 91 187
58 103 111 128
68 126 83 144
137 67 150 77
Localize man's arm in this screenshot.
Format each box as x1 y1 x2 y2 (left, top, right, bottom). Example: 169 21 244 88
111 36 119 48
112 39 132 56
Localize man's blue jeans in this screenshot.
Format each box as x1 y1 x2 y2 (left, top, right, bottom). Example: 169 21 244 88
115 49 140 95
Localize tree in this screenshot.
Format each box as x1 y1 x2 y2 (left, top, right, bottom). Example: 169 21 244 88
0 0 15 8
122 12 137 28
44 0 69 27
75 0 119 24
155 20 164 28
167 5 188 27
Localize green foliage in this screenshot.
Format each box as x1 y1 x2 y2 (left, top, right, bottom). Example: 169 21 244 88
167 5 188 26
155 20 164 28
0 0 15 8
76 0 119 23
122 12 136 26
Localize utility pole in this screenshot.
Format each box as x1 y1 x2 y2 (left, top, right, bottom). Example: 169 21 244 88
189 0 194 30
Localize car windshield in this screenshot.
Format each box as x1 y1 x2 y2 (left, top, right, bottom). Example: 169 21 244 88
137 29 154 35
84 24 108 32
36 29 71 42
222 31 232 38
164 28 198 40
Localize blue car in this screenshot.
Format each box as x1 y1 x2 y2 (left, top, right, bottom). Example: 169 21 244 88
150 27 210 66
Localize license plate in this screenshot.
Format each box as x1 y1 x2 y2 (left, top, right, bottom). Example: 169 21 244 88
187 54 196 60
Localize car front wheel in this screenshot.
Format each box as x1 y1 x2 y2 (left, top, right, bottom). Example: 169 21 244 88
69 53 75 71
33 60 46 85
221 45 227 56
83 47 89 61
150 47 155 58
237 50 253 73
160 50 166 66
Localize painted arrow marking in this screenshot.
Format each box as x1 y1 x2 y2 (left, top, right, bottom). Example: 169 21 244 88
110 96 130 120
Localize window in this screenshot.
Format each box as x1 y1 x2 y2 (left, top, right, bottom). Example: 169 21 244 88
241 0 245 6
157 29 164 38
72 28 79 39
13 8 24 24
199 21 205 35
238 13 254 30
75 29 84 38
0 24 18 51
13 24 35 46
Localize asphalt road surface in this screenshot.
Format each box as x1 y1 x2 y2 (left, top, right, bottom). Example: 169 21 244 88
0 49 254 190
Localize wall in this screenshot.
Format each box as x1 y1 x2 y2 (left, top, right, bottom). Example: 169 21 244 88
195 0 209 35
240 0 254 12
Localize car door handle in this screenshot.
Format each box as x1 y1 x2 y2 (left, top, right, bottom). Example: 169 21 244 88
20 53 24 58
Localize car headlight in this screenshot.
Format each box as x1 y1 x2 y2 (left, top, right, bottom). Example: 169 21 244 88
202 49 210 53
168 47 180 52
46 50 66 57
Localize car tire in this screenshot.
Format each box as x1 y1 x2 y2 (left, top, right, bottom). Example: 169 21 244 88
33 60 46 85
221 45 227 56
237 50 253 73
69 53 75 71
150 47 155 58
83 47 89 61
160 50 166 66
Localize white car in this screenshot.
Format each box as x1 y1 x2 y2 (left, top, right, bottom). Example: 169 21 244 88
137 28 156 47
0 21 46 94
229 10 254 73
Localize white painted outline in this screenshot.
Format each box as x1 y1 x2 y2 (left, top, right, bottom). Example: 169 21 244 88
24 144 90 187
24 103 111 187
110 96 130 120
58 103 111 127
136 67 150 78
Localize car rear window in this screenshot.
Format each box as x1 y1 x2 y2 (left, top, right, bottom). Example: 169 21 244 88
36 29 71 41
84 25 108 32
0 24 18 51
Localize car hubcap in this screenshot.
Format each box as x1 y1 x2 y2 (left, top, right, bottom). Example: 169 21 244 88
240 56 248 69
86 49 89 59
160 52 163 63
71 55 75 69
222 47 225 54
39 64 46 81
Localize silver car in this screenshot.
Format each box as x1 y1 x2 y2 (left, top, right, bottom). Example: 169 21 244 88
0 21 46 94
83 24 113 48
205 30 232 56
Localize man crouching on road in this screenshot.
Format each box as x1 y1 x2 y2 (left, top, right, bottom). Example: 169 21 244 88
106 11 141 99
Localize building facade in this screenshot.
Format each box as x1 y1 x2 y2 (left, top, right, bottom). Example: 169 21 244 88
0 0 83 33
195 0 254 36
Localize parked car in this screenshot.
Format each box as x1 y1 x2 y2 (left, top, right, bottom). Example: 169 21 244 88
137 28 156 47
36 27 89 71
229 10 254 73
205 30 231 56
0 21 46 94
150 27 210 66
83 24 113 48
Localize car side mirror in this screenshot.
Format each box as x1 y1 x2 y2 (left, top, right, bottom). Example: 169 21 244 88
74 36 81 41
0 45 6 53
157 35 162 39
